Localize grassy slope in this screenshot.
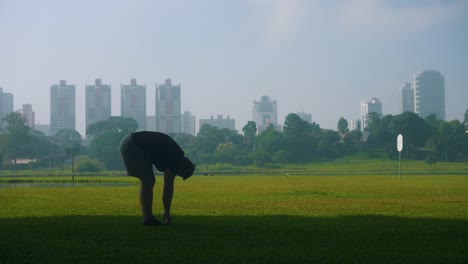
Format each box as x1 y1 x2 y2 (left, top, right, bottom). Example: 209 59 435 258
1 175 467 263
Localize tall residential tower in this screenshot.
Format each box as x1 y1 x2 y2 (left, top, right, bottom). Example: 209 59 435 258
121 79 146 131
252 95 280 134
181 111 196 136
0 88 14 128
400 82 414 113
413 70 445 120
360 98 382 130
155 79 181 134
86 79 111 134
20 104 35 128
50 80 75 136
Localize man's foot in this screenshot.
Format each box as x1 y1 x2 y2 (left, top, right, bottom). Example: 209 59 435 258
142 216 162 226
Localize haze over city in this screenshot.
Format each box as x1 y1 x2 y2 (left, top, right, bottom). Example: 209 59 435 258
1 0 467 136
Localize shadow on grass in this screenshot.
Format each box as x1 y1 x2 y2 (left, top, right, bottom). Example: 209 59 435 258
0 214 467 263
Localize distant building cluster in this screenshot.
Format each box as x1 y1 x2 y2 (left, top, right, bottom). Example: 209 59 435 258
199 115 235 131
1 77 288 138
0 69 447 137
398 70 446 120
357 69 446 132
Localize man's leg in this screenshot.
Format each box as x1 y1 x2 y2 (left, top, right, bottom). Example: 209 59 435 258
139 176 155 221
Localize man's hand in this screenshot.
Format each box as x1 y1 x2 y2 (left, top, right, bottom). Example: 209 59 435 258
163 212 172 225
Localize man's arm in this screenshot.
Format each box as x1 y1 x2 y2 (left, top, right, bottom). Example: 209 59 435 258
162 169 176 224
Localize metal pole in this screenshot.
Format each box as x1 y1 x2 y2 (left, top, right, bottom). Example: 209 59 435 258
71 152 75 187
397 134 403 182
399 151 401 181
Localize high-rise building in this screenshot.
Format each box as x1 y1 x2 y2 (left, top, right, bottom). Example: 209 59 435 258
2 93 13 115
50 80 75 136
146 116 156 131
199 115 235 131
35 124 50 136
360 98 382 130
121 79 146 131
19 104 35 128
252 95 280 134
181 111 196 136
349 119 361 131
0 88 14 128
0 87 3 128
155 79 181 134
400 82 414 113
86 79 111 133
413 70 445 120
296 112 312 123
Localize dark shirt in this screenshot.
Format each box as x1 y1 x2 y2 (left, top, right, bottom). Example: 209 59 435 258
131 131 185 172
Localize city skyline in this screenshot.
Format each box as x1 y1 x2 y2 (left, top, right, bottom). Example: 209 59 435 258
0 70 462 137
1 1 467 136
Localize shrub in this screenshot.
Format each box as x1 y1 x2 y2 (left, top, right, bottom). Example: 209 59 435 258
75 158 105 173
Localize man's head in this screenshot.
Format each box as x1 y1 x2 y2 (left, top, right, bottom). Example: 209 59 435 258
176 157 196 180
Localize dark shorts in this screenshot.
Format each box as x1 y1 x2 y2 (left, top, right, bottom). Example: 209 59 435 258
120 134 154 180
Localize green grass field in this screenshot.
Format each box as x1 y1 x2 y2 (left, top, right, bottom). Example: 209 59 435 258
1 173 468 263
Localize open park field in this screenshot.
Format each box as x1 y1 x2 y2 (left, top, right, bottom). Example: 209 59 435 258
1 162 467 263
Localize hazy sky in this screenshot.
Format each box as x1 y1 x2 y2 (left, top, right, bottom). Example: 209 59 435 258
1 0 467 136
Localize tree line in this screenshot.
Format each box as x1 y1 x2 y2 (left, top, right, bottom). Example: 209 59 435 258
0 110 467 171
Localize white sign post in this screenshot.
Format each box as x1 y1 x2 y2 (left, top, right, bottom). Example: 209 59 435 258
397 134 403 181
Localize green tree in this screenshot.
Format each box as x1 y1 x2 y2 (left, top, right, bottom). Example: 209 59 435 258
283 113 316 162
215 142 241 164
198 153 216 165
431 120 466 161
29 129 60 168
389 112 429 159
86 116 138 170
86 116 138 169
171 133 197 158
253 151 272 167
283 114 310 136
88 131 126 170
317 130 340 158
233 153 252 166
337 117 349 135
195 124 225 154
368 115 394 155
0 113 33 165
365 112 382 132
425 153 437 168
272 150 292 164
0 113 62 169
222 128 243 146
75 158 105 172
256 125 284 155
192 125 246 165
53 129 82 155
87 116 138 137
464 109 468 129
242 121 257 152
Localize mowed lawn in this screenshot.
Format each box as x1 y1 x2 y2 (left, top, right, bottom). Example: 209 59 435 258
1 175 467 263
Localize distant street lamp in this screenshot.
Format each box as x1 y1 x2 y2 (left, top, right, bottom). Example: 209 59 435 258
66 147 79 187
